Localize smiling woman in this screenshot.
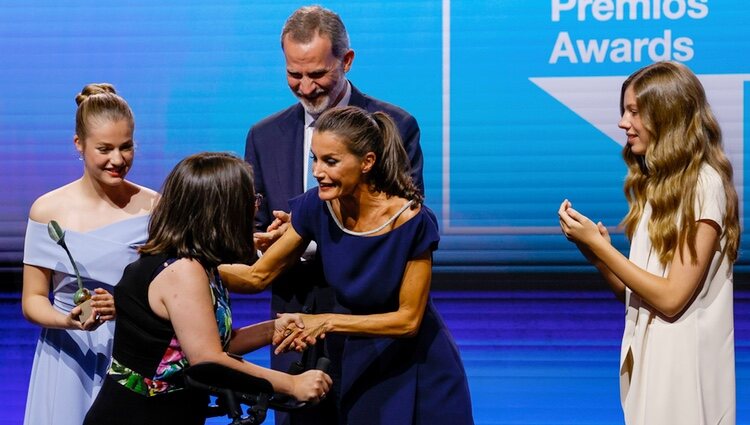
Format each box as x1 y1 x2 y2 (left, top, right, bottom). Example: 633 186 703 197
76 119 135 185
559 61 739 424
21 83 159 425
220 106 473 425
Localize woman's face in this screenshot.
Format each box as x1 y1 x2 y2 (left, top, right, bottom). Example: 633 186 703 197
618 85 650 155
75 119 134 187
310 130 373 201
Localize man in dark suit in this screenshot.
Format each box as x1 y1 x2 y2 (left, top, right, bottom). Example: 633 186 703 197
245 5 424 424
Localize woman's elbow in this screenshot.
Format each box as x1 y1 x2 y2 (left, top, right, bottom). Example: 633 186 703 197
655 296 690 318
20 299 41 325
400 326 419 338
186 350 227 366
396 316 422 338
218 266 269 294
229 280 268 294
21 306 34 323
658 306 681 318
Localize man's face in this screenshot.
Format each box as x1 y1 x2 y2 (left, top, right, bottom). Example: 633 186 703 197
283 33 353 115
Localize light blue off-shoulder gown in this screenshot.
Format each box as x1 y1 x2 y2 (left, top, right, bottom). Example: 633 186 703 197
22 215 149 425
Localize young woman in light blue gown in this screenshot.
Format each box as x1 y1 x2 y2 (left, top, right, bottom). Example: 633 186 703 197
21 83 158 425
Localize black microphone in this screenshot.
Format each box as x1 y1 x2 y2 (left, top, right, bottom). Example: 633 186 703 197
315 357 330 373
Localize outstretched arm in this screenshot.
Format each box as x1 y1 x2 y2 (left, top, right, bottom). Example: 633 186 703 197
150 259 330 401
228 314 305 355
219 224 308 293
559 200 719 317
274 251 433 353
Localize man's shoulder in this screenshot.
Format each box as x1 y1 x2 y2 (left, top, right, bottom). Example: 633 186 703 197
250 103 303 133
354 88 415 125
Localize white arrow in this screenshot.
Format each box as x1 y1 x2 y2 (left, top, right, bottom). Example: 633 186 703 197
530 73 750 206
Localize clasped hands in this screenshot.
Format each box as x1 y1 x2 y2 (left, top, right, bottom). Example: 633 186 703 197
558 199 611 248
273 313 329 355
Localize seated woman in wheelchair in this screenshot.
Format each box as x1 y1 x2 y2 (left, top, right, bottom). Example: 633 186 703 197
84 152 331 425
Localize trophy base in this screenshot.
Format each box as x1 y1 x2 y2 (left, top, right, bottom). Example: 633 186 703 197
78 299 93 323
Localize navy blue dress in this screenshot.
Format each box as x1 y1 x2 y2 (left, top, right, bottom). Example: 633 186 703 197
290 190 474 425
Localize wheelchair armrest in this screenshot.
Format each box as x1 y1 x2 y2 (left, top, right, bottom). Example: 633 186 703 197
184 362 308 415
185 362 274 395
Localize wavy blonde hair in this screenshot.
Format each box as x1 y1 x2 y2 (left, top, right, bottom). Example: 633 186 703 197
620 61 739 265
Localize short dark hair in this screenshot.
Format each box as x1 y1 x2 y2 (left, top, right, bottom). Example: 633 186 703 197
281 5 350 59
140 152 256 267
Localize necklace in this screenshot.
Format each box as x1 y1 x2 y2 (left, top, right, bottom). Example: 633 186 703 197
326 199 415 236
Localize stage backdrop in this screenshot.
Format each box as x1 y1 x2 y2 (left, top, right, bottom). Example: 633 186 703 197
2 1 749 273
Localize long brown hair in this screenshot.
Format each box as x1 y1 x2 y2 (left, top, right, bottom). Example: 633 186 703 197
620 61 739 265
314 106 423 205
139 152 256 268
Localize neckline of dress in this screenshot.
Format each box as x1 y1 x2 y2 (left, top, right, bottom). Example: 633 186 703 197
325 199 415 236
29 214 149 234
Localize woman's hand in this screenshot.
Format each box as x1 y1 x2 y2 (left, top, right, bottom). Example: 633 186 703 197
90 288 116 321
63 288 115 331
595 219 611 245
255 210 291 252
290 370 332 403
558 199 605 247
273 313 307 348
66 303 101 331
274 314 329 355
66 304 86 329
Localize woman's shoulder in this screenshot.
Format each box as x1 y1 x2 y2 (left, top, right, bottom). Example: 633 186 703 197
150 258 210 293
392 200 438 238
290 188 324 215
30 181 156 231
395 198 437 223
414 203 439 231
28 181 80 222
159 257 205 276
697 164 724 194
125 181 160 213
392 198 420 226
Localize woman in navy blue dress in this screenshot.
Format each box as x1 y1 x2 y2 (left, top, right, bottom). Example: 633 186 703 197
220 106 473 424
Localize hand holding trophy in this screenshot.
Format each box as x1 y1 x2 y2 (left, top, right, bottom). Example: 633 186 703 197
47 220 93 322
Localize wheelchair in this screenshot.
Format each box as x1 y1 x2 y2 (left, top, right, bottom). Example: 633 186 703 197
184 357 330 425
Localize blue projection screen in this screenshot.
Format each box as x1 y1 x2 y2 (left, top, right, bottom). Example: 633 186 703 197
1 1 749 273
